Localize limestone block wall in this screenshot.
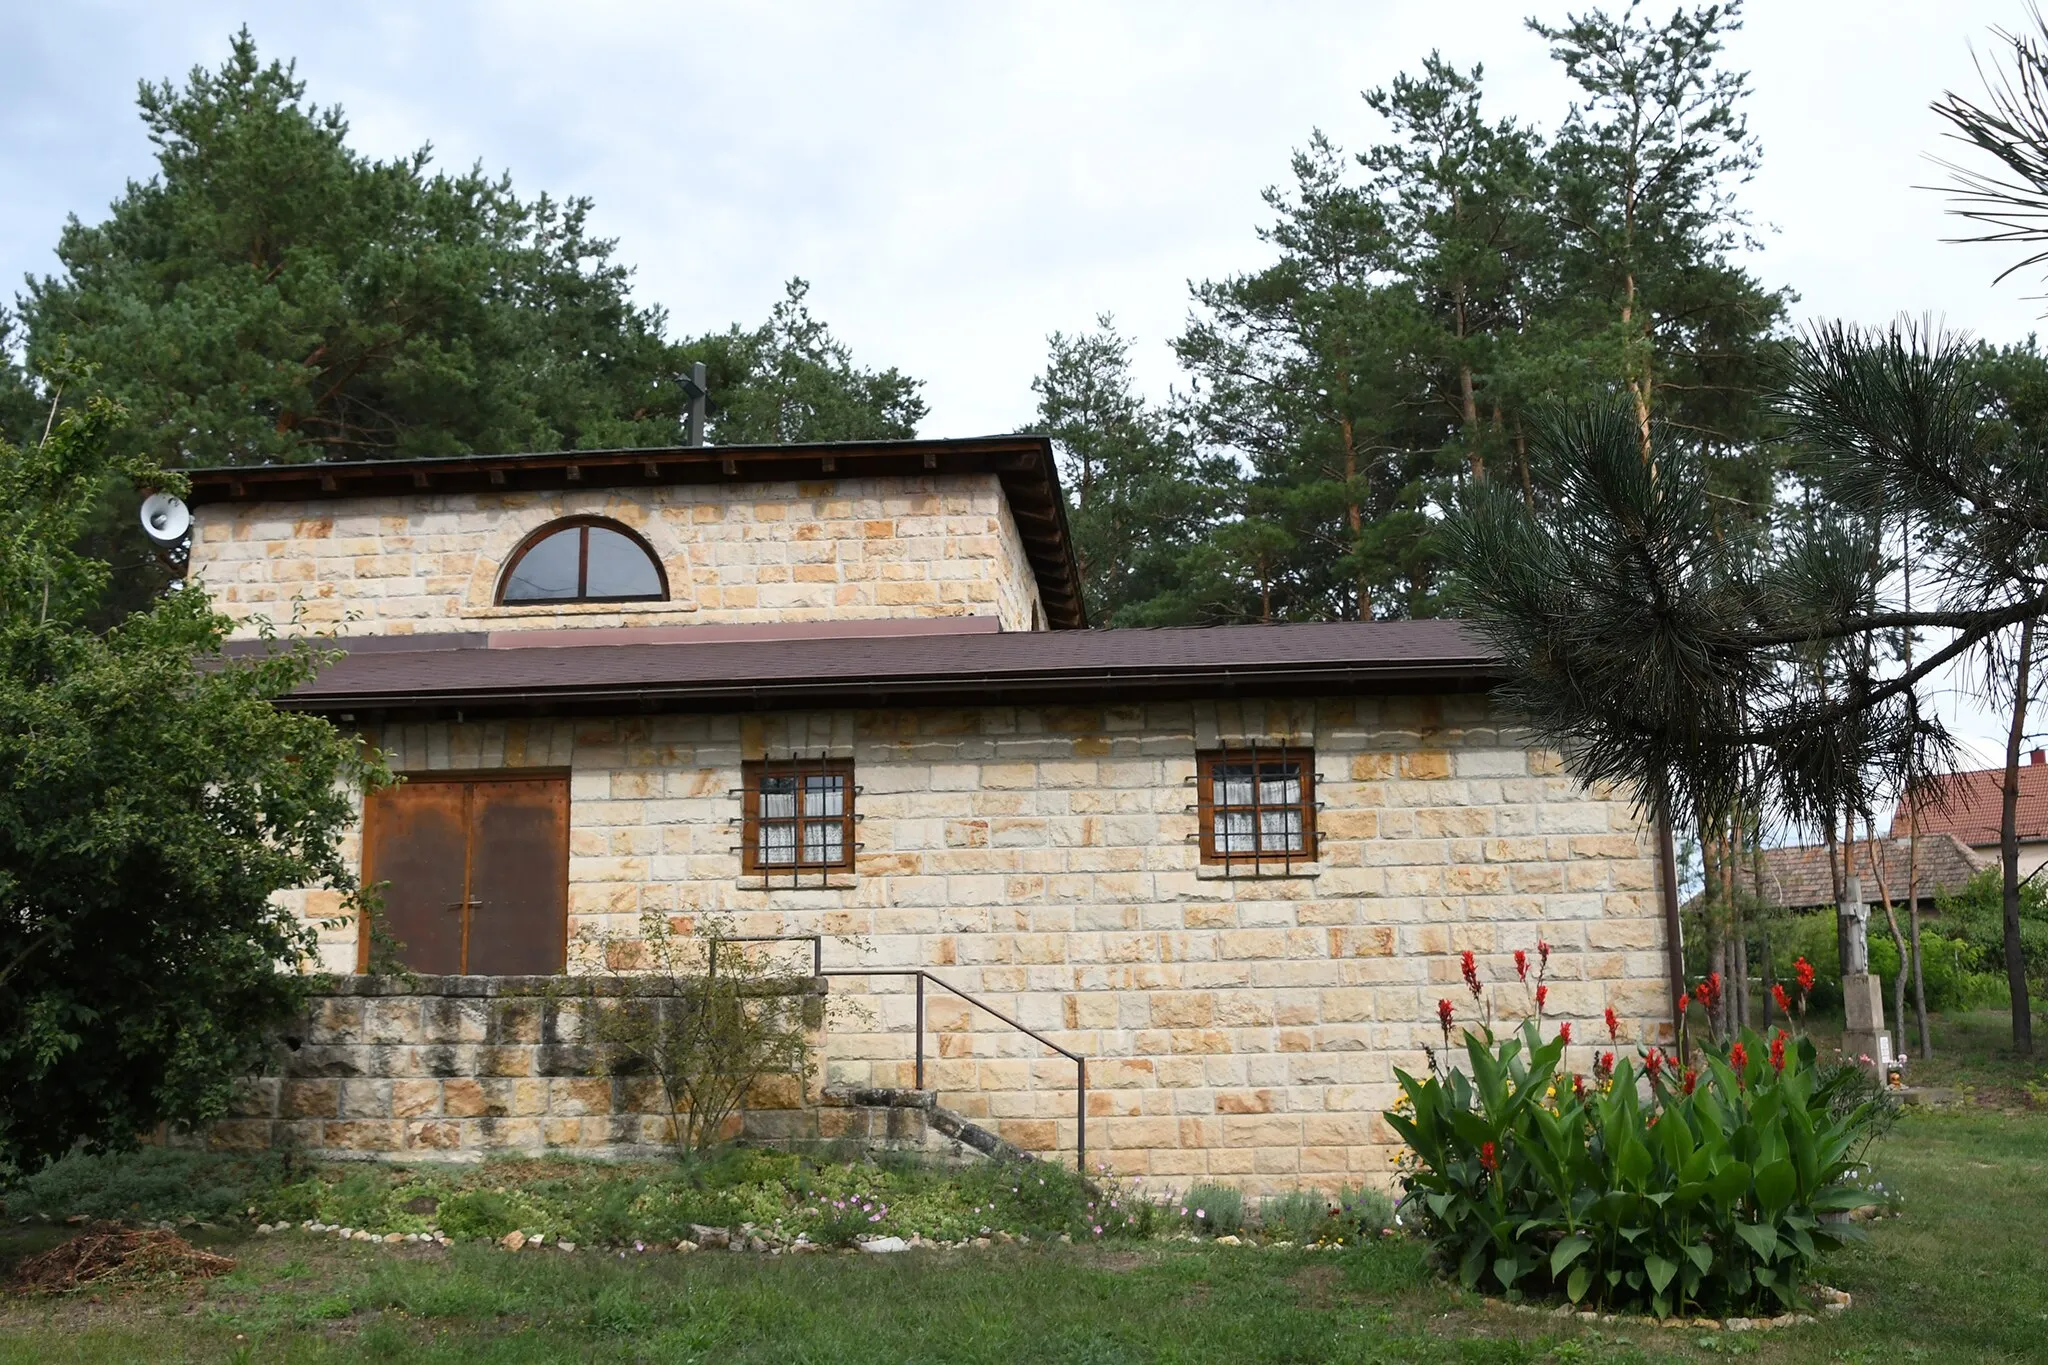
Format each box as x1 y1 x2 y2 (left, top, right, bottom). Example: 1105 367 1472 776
186 473 1044 640
315 693 1672 1194
208 975 824 1159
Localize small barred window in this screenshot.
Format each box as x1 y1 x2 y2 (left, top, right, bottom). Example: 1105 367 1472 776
742 758 855 876
1196 747 1316 869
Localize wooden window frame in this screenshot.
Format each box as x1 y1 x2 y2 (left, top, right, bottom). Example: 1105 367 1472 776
1195 746 1317 871
495 515 669 605
740 757 857 879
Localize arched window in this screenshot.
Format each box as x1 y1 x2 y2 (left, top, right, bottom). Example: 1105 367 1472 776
497 517 667 604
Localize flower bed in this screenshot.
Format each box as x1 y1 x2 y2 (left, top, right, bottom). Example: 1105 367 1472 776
6 1146 1397 1255
1386 950 1883 1318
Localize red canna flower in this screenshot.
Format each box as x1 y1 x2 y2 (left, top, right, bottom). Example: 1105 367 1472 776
1572 1074 1587 1100
1729 1041 1748 1070
1683 1067 1698 1095
1772 983 1792 1015
1461 950 1481 998
1694 981 1711 1007
1479 1141 1497 1172
1515 949 1529 982
1535 984 1549 1013
1770 1029 1787 1072
1559 1021 1572 1045
1707 972 1723 1008
1645 1048 1664 1081
1794 956 1816 994
1605 1005 1619 1040
1537 939 1551 967
1438 998 1455 1028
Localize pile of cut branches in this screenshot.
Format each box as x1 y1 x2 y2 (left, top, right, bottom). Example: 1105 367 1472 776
12 1222 234 1292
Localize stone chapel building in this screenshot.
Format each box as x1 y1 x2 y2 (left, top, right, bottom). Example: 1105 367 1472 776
186 434 1682 1190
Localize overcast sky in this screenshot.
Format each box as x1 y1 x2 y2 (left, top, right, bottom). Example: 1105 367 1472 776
6 0 2046 768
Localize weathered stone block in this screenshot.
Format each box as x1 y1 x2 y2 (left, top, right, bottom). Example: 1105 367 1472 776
390 1079 441 1118
479 1046 535 1077
322 1119 403 1151
442 1078 491 1118
363 999 424 1046
280 1079 341 1118
422 997 489 1045
205 1120 274 1153
405 1121 462 1151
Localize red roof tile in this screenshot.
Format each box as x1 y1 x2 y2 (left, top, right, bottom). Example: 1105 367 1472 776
1888 756 2048 849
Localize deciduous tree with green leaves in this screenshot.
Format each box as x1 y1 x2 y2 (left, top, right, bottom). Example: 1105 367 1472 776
0 399 386 1174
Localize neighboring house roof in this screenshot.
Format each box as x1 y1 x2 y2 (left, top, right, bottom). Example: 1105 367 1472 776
1888 755 2048 849
183 435 1090 631
237 618 1507 719
1690 835 1987 914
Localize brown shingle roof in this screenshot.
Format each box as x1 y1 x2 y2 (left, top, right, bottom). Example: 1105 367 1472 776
1889 758 2048 849
244 619 1504 719
184 435 1090 630
1706 835 1987 913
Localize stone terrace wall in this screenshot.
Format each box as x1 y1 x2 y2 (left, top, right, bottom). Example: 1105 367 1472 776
208 976 824 1160
313 694 1673 1193
185 473 1043 640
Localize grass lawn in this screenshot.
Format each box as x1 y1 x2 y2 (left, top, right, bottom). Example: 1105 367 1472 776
0 1108 2042 1364
1798 1007 2048 1108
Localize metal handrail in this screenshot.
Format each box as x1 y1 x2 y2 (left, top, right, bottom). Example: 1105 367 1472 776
820 967 1087 1171
693 934 1088 1169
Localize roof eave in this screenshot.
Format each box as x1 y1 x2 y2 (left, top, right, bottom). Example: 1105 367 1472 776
280 659 1508 721
183 435 1091 630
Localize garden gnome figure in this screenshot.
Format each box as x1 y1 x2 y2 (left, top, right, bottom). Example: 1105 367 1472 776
1838 875 1886 1073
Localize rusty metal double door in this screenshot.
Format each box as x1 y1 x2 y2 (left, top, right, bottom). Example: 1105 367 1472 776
361 773 569 975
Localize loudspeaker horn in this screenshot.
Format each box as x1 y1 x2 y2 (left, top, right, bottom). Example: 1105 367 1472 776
139 492 191 547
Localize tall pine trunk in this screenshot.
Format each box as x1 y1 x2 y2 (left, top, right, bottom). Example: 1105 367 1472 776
2001 616 2036 1056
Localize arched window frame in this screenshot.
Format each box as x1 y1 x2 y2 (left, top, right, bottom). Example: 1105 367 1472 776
494 516 670 605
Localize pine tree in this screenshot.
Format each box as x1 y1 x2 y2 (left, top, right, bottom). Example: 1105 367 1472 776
1176 135 1442 620
1360 56 1547 491
18 30 691 469
1029 317 1232 624
681 279 926 445
1529 0 1788 501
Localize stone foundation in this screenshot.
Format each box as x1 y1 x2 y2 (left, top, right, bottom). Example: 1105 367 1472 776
205 975 825 1160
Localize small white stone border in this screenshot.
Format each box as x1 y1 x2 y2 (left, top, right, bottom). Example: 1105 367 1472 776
1485 1286 1851 1331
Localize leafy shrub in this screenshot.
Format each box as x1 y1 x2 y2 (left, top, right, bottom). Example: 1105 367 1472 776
1081 1168 1158 1240
436 1190 523 1241
576 912 818 1156
1868 929 2009 1012
3 1147 292 1224
1935 867 2048 993
1386 1020 1877 1318
1177 1184 1244 1237
1258 1190 1331 1243
1335 1185 1396 1240
956 1159 1098 1239
803 1193 891 1246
